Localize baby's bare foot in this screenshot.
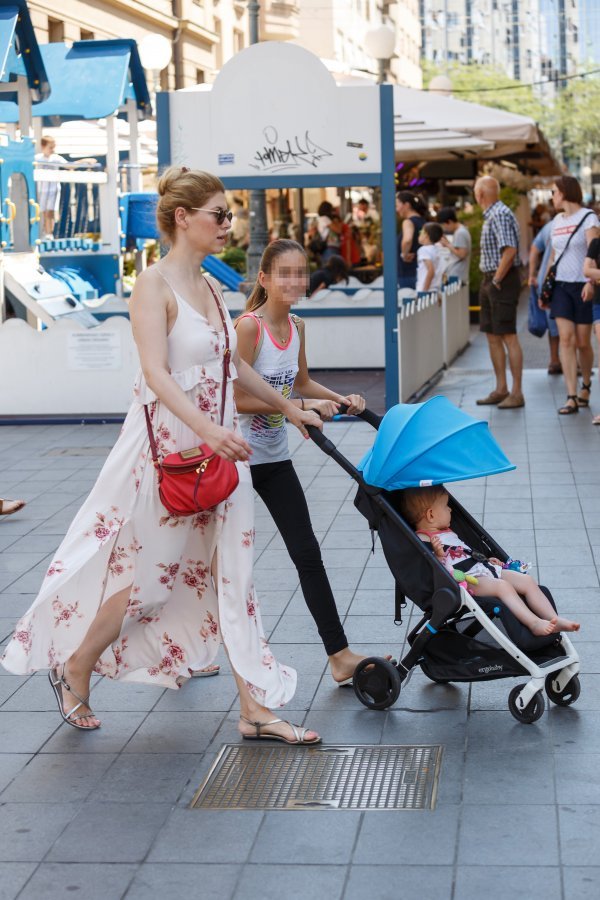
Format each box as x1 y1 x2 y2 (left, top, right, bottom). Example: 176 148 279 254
554 617 580 632
530 617 558 637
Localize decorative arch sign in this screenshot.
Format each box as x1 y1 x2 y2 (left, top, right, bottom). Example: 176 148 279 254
164 42 382 182
157 40 399 406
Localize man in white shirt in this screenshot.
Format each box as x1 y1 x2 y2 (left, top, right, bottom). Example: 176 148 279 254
437 206 472 285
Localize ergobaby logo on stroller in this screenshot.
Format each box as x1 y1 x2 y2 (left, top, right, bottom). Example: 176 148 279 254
479 664 504 674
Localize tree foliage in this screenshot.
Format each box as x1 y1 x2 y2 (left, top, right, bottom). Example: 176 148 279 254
423 62 600 163
422 61 545 122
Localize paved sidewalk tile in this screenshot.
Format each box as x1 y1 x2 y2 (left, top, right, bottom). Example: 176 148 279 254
17 863 137 900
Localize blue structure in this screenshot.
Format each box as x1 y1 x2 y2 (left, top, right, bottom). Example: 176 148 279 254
0 38 150 124
0 0 50 253
0 37 152 302
358 396 515 490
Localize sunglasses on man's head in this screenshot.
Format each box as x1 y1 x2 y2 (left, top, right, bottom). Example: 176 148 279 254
190 207 233 225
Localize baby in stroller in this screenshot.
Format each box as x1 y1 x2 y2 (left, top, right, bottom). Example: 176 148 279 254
400 484 580 637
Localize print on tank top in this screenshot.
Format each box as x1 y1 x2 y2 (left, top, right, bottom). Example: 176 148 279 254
249 367 296 443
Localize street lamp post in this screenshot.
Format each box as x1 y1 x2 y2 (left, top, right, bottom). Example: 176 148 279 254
139 34 173 101
246 1 270 284
365 24 396 85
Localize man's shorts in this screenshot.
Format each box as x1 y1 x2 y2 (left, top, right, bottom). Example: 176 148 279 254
479 268 521 335
550 281 593 326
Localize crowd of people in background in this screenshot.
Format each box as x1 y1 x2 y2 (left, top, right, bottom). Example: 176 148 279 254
225 175 600 425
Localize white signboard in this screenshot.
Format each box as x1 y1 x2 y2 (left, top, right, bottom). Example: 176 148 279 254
169 42 382 178
68 331 122 370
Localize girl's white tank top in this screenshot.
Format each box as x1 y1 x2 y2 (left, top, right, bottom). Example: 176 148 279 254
238 312 300 466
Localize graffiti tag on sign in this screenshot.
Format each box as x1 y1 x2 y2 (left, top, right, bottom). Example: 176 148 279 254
250 126 333 172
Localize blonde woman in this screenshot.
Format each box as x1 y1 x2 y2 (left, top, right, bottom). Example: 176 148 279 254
2 168 322 746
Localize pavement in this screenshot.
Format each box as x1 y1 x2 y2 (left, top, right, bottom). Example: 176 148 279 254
1 318 600 900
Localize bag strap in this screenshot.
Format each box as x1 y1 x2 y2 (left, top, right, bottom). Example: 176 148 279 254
144 405 161 468
204 276 230 426
554 211 594 268
144 275 231 458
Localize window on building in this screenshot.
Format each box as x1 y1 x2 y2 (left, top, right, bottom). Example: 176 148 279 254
234 30 244 53
48 17 64 43
196 68 205 84
80 29 94 41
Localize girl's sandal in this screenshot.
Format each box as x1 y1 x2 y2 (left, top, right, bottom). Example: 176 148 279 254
577 381 592 407
592 415 600 426
558 396 579 415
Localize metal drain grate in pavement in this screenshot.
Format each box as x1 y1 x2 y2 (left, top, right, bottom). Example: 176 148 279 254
191 744 442 810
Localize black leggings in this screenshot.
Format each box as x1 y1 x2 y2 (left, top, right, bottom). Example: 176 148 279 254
251 459 348 656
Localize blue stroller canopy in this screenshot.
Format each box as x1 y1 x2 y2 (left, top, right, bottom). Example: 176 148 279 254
358 396 515 490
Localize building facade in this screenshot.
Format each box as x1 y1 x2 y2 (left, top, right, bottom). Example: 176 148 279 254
27 1 422 91
420 0 579 86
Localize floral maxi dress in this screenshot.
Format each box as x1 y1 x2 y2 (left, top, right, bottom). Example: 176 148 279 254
1 277 297 707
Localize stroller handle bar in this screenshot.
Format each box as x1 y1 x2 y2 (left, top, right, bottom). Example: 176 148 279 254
306 403 383 464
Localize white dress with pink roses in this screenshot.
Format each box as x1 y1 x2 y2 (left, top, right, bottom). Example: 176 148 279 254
1 275 296 708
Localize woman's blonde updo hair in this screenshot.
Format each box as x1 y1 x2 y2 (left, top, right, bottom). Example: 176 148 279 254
156 166 225 242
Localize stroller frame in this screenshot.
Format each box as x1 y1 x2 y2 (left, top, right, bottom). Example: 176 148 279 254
308 408 580 724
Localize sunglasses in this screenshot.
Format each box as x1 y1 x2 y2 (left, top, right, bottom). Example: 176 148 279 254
190 207 233 225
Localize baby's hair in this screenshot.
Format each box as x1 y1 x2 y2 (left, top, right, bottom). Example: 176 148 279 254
399 485 447 527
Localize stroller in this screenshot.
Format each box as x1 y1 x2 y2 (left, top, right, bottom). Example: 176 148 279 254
308 397 580 725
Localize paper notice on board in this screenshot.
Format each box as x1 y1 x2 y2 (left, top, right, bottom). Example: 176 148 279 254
67 332 122 370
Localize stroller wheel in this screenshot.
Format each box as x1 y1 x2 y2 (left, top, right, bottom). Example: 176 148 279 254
508 684 545 725
353 657 401 710
545 673 581 707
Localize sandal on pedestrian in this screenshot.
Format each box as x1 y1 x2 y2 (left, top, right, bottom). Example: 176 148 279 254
189 664 220 678
558 396 579 415
547 363 562 375
593 415 600 426
48 665 100 730
577 381 592 407
240 715 321 745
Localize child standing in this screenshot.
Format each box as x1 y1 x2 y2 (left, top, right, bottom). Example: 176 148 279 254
400 485 580 637
233 239 381 686
416 222 444 293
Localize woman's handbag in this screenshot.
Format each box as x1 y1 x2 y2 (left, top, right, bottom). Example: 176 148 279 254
539 211 593 307
144 281 239 517
528 285 548 338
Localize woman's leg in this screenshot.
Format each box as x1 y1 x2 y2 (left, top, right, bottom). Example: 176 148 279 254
61 584 133 727
576 323 594 404
556 317 578 402
233 663 320 743
500 571 580 631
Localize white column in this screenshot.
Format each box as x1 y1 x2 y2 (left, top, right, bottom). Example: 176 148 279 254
126 98 142 193
98 115 121 254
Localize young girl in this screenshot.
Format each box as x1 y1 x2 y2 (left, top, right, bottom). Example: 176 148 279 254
400 485 580 637
233 239 374 685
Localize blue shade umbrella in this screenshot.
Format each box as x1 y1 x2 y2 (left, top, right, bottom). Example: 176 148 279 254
358 396 515 490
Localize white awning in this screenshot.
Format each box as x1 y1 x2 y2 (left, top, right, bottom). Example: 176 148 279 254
391 85 555 170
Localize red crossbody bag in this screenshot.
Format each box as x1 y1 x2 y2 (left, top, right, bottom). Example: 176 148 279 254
144 280 239 517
